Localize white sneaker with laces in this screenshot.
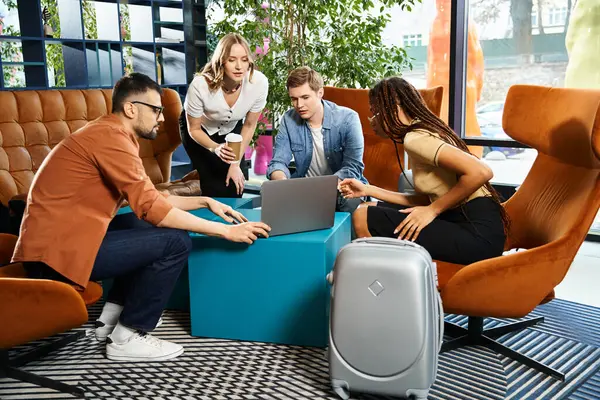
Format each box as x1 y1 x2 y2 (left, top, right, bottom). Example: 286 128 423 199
95 317 163 342
106 331 183 362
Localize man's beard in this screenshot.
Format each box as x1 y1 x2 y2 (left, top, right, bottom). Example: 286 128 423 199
136 125 158 140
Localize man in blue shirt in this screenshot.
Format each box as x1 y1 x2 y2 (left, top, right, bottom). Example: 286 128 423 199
267 67 367 213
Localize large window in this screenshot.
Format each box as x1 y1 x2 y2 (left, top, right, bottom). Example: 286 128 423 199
466 0 571 182
467 0 598 236
382 0 598 237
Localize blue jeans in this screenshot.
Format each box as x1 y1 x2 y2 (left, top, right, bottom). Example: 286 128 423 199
89 213 192 331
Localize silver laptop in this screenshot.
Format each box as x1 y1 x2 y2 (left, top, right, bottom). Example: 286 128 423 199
260 175 338 236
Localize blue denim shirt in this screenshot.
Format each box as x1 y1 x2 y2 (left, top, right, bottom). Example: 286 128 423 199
267 100 367 183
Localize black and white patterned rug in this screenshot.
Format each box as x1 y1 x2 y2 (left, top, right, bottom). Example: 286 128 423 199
1 299 599 399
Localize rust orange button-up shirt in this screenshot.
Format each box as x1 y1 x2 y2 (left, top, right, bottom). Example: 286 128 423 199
12 115 173 288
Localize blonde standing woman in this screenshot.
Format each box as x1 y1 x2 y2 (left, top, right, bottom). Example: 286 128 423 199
180 33 269 197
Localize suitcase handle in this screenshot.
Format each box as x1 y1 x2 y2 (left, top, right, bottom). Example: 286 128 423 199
436 291 444 351
353 237 423 249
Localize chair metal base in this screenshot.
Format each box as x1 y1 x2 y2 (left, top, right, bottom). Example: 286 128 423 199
442 316 565 381
0 330 86 397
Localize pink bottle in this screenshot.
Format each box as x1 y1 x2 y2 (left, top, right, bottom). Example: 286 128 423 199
253 134 273 175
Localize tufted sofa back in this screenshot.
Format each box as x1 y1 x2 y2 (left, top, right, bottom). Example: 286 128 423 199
0 88 182 207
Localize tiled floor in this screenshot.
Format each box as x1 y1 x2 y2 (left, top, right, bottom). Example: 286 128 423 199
555 240 600 307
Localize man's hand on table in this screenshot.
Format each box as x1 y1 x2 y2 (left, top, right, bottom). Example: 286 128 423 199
206 198 247 224
224 222 271 244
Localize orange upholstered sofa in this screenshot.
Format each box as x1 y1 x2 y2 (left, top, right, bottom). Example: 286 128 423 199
0 88 199 232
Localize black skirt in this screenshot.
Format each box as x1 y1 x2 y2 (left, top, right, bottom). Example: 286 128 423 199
179 111 248 198
367 196 506 265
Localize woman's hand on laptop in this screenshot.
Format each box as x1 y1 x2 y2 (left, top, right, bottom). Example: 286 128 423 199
224 222 271 244
339 178 368 199
207 199 248 224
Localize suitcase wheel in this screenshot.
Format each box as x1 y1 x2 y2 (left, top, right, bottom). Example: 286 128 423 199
331 379 350 399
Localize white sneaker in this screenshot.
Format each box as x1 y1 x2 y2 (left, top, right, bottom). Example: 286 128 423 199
95 317 163 342
106 331 183 362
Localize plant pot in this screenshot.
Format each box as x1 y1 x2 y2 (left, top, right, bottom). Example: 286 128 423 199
253 132 273 175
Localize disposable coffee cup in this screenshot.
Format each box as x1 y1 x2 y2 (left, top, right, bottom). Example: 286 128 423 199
226 133 243 163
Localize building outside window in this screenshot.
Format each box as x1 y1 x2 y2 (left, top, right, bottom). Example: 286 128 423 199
402 34 423 47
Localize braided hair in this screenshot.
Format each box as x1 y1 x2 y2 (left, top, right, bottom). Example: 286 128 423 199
368 76 510 235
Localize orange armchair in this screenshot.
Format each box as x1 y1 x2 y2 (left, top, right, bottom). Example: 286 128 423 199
437 85 600 381
323 86 444 191
0 233 102 397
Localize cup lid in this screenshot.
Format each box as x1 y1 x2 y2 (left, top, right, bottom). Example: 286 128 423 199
226 133 242 142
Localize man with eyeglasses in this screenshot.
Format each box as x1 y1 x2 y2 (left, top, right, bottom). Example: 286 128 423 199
12 73 271 362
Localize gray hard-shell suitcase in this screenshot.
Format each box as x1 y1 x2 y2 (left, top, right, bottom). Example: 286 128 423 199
327 238 444 400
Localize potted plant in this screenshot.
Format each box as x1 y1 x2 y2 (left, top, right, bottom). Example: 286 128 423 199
208 0 420 173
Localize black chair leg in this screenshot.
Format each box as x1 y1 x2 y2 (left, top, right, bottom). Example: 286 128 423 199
481 335 565 381
441 335 471 353
443 320 468 336
10 331 86 368
4 365 84 397
441 316 565 381
483 316 544 339
1 331 87 397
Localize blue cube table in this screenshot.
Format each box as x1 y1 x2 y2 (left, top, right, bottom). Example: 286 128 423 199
116 196 256 216
104 197 256 311
187 209 351 348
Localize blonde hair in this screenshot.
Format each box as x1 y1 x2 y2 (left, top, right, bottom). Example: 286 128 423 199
287 66 324 92
200 33 255 92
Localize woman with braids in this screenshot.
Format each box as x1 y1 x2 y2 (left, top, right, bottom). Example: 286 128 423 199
339 77 508 265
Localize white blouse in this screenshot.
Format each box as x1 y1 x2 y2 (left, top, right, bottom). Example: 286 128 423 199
183 70 269 136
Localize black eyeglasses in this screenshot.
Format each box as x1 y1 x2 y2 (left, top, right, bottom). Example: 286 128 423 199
131 101 164 118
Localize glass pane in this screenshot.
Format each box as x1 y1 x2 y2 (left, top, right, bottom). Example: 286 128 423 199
82 0 97 39
467 0 570 151
159 7 182 22
86 44 99 86
46 41 65 87
0 0 21 36
123 44 133 75
110 45 122 84
3 64 25 87
383 1 449 92
161 47 185 85
123 45 155 78
63 42 87 86
57 0 83 39
87 2 119 41
468 0 598 236
119 4 130 41
1 39 23 62
40 0 59 39
129 5 153 43
98 45 111 86
157 28 183 42
132 47 155 77
480 146 537 186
